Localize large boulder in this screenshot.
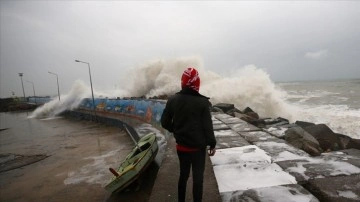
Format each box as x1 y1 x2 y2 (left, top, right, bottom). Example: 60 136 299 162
264 117 289 128
246 111 259 120
295 121 316 128
213 103 235 113
285 127 323 156
211 106 224 113
303 124 352 151
350 138 360 150
234 112 265 127
243 107 255 114
226 108 242 117
243 107 260 119
336 133 360 150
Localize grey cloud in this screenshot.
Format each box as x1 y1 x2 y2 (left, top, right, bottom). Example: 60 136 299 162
1 1 359 97
305 50 328 60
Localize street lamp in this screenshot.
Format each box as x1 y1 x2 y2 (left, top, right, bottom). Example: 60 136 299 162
26 80 36 104
48 71 61 100
18 73 26 101
75 59 96 118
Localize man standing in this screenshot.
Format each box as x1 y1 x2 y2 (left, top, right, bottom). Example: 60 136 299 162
161 67 216 202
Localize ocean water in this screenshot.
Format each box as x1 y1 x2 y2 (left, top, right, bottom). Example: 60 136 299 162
31 57 360 139
278 79 360 139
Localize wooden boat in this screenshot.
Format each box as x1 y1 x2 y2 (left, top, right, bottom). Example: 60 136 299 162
105 132 158 193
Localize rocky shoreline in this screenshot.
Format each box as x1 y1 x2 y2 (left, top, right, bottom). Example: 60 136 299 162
212 103 360 157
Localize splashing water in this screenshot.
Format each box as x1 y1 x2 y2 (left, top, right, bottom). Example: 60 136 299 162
202 65 295 119
116 58 295 119
31 57 294 120
29 80 90 118
119 57 203 98
29 57 358 139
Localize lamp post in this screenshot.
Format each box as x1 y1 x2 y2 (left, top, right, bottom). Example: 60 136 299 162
26 80 36 104
75 59 96 119
18 73 26 102
48 71 61 100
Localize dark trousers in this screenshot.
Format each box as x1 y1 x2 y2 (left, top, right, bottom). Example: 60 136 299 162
177 149 206 202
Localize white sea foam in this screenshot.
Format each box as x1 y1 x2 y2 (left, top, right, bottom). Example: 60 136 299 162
280 80 360 139
286 157 360 181
63 148 122 186
221 185 319 202
337 191 358 199
290 103 360 139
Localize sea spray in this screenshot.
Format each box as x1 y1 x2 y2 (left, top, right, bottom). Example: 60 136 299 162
29 80 90 118
201 65 296 119
31 57 294 121
119 57 203 97
27 57 358 139
116 58 295 119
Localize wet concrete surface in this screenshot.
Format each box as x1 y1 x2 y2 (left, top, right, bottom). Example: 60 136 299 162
305 174 360 202
0 153 49 172
149 138 222 202
0 112 154 202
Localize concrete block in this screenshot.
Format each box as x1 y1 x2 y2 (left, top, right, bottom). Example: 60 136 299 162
213 103 235 113
305 174 360 202
213 123 230 131
321 149 360 168
210 146 297 193
214 113 233 120
221 117 244 125
228 122 260 132
239 131 282 143
264 127 288 138
215 136 250 149
277 156 360 184
214 129 239 138
221 184 319 202
214 114 246 125
254 141 310 162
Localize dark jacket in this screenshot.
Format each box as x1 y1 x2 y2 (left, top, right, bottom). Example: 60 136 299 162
161 88 216 149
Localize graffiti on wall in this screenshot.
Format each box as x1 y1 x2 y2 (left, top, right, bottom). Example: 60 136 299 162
79 98 166 126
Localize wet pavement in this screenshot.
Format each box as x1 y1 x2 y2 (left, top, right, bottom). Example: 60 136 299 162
0 112 154 202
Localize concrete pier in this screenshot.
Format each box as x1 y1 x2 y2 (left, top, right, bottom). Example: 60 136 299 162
150 113 360 202
149 137 221 202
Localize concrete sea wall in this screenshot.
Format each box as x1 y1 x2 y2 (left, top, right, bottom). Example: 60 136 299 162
79 98 165 129
64 98 168 141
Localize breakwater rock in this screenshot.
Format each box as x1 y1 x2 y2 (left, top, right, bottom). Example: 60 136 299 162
213 102 360 156
207 103 360 202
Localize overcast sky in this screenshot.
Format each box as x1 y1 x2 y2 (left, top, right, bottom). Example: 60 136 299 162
1 1 359 98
